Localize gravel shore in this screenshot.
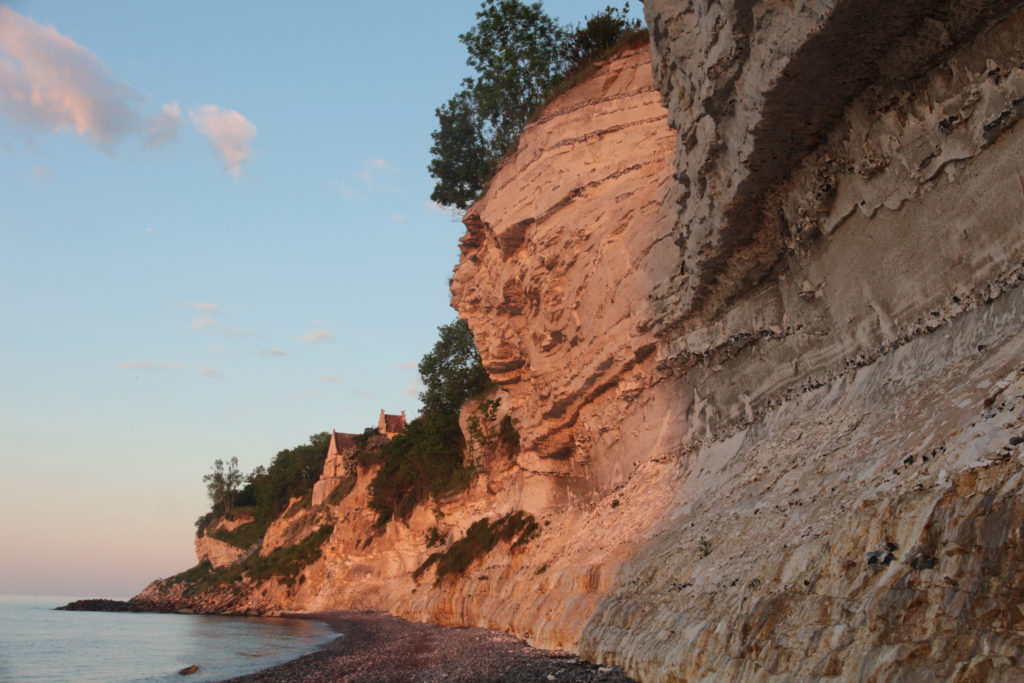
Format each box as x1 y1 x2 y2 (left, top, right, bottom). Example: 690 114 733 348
221 610 635 682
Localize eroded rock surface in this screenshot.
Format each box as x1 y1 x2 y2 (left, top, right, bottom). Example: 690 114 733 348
451 46 677 477
141 5 1024 679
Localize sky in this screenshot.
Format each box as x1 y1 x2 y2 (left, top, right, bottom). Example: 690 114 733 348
0 1 645 597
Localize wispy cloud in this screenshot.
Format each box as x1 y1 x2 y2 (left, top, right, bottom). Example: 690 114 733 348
357 158 392 181
0 6 140 147
187 302 220 331
390 213 406 223
222 326 254 336
118 361 187 370
331 158 396 198
297 327 334 344
329 180 357 198
257 348 287 357
146 101 181 147
31 165 51 180
402 380 424 398
144 226 156 233
321 376 343 384
118 361 221 379
189 104 256 178
188 302 218 312
396 360 417 370
355 389 374 398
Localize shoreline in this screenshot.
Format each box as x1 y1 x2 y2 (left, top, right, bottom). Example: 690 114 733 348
222 610 635 682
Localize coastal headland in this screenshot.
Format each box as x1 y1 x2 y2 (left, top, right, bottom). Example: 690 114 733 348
75 2 1024 680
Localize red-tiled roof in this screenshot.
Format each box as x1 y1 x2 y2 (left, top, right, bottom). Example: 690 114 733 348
383 414 405 433
328 431 358 456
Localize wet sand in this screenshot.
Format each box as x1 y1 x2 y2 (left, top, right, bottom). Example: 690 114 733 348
222 610 635 682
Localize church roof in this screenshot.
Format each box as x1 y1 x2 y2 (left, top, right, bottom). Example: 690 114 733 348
328 431 358 456
383 414 405 433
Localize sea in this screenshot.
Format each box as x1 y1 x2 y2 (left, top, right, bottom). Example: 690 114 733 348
0 595 336 682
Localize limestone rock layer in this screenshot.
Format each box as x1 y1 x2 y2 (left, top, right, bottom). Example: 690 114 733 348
452 2 1024 679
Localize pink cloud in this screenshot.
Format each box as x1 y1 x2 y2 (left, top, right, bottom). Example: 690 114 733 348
0 6 140 147
146 101 181 147
297 327 334 344
189 104 256 177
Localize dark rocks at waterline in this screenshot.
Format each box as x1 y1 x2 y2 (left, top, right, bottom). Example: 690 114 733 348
56 598 180 613
179 664 200 675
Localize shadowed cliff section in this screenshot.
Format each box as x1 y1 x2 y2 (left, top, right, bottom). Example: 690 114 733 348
644 0 1024 334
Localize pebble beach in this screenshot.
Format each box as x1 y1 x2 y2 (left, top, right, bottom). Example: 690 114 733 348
222 610 636 682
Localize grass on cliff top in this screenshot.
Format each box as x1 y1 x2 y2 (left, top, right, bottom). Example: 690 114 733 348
171 524 334 592
209 519 268 550
413 511 539 584
533 27 650 119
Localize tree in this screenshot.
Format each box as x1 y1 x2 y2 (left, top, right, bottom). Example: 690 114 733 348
459 0 568 156
564 4 642 68
428 0 568 209
204 456 243 517
367 319 492 525
428 87 495 209
418 318 492 416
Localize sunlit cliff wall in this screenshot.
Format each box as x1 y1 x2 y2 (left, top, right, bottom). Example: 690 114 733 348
142 4 1024 678
453 1 1024 679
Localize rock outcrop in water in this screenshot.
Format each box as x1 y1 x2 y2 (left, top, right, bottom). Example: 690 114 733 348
139 3 1024 679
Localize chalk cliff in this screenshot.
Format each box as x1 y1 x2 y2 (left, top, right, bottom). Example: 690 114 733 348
140 3 1024 679
453 0 1024 679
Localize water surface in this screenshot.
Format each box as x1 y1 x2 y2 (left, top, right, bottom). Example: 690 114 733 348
0 595 334 682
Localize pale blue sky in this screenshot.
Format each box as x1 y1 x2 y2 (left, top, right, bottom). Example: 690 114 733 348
0 1 644 597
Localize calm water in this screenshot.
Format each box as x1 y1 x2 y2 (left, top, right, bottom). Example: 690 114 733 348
0 595 336 682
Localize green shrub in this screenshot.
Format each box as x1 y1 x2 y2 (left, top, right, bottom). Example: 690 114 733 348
194 511 215 536
169 524 335 593
210 520 268 550
325 475 357 506
430 2 647 209
497 414 520 454
283 491 312 518
369 320 491 526
413 511 539 583
425 526 443 548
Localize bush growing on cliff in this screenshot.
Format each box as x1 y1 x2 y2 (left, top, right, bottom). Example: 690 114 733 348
413 511 539 582
368 319 492 526
429 2 644 209
204 457 243 517
429 0 568 209
201 433 331 528
170 524 335 592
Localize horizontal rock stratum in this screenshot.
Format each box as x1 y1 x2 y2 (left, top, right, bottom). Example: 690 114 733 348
139 3 1024 680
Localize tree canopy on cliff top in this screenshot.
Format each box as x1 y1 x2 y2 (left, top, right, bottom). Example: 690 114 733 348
429 2 643 209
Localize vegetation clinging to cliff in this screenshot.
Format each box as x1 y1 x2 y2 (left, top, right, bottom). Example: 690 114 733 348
198 432 331 535
413 511 540 582
172 524 335 592
429 1 643 209
368 319 492 525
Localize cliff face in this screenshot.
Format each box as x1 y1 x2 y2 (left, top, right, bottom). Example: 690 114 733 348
140 53 682 651
141 5 1024 679
451 46 678 478
450 1 1024 679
